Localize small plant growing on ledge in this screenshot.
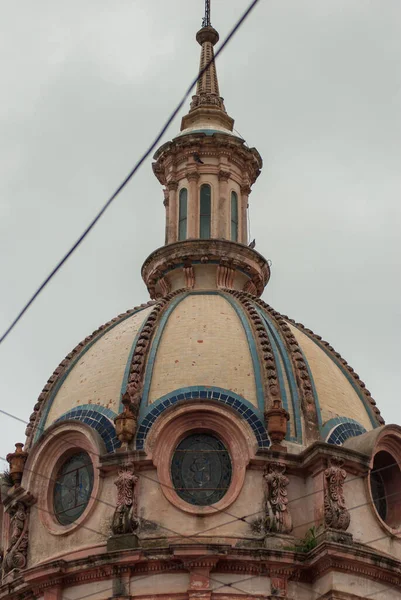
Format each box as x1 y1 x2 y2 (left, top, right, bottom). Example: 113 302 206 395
0 469 14 489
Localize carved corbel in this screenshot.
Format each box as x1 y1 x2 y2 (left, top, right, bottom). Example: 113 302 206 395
186 171 200 182
166 180 179 192
243 278 258 296
111 464 139 536
218 170 231 182
263 462 292 535
183 259 195 290
324 458 350 531
159 276 171 297
217 258 234 289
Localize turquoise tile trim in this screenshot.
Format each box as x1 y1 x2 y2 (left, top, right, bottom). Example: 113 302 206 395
54 404 120 453
34 306 149 444
300 330 379 428
136 386 269 450
257 310 301 443
322 416 366 440
221 293 265 414
140 292 188 418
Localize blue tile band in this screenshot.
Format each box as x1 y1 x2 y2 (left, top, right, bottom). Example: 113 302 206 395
55 404 120 453
136 386 269 450
323 416 367 445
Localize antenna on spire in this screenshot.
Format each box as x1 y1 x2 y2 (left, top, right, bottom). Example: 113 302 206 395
202 0 211 27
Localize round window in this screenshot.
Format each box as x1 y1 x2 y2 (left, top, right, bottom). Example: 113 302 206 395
54 452 94 525
171 434 232 506
370 450 401 529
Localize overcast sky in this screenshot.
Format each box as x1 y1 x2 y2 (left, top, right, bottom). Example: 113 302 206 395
0 0 400 466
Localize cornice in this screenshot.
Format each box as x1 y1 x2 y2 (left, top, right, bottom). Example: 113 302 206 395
3 541 401 600
141 240 271 299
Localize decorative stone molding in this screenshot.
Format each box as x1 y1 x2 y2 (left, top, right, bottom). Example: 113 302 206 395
186 171 200 182
111 465 139 536
235 291 320 443
158 276 171 298
183 260 195 289
162 188 169 206
24 302 156 449
218 169 231 182
2 501 29 576
263 462 292 534
223 290 283 418
240 184 252 196
125 290 187 413
285 318 384 426
324 458 350 531
243 279 258 295
153 133 262 190
142 239 270 299
146 402 255 515
166 180 179 191
216 258 235 289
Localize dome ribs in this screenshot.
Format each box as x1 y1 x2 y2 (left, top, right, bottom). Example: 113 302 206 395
229 291 320 444
125 289 187 417
286 319 384 426
24 302 157 450
222 290 287 433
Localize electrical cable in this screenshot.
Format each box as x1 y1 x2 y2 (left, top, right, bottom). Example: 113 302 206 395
1 405 401 540
1 453 399 599
0 0 261 346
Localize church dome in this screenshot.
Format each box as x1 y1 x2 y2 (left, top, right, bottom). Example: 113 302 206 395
3 9 400 600
25 289 382 454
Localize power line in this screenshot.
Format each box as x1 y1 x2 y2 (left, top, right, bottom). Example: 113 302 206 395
0 0 261 346
2 405 401 538
2 444 399 598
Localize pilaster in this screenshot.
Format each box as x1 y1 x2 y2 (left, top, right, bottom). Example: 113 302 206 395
167 181 178 244
187 171 200 239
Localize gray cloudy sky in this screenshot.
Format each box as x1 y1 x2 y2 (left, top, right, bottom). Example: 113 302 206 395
0 0 400 465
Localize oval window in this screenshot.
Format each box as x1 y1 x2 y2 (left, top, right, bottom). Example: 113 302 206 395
171 434 232 506
370 450 401 529
54 452 94 525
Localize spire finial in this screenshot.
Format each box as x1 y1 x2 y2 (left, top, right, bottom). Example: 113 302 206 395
180 2 234 132
202 0 211 28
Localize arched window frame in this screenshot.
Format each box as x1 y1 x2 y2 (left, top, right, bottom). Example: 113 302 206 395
230 190 239 242
178 188 188 241
199 183 212 239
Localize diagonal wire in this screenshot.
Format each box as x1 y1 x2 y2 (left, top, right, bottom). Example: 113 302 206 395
0 0 261 346
1 406 401 543
2 444 400 599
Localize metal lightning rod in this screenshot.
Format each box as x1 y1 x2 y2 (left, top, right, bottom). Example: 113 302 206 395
202 0 211 27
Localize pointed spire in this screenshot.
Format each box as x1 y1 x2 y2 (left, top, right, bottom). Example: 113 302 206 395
180 3 234 133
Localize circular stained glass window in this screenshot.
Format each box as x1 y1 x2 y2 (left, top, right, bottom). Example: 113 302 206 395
54 452 94 525
171 434 232 506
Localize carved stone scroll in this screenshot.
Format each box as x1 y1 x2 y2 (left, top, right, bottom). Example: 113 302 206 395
111 466 139 535
324 458 350 531
264 462 292 534
2 501 29 575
